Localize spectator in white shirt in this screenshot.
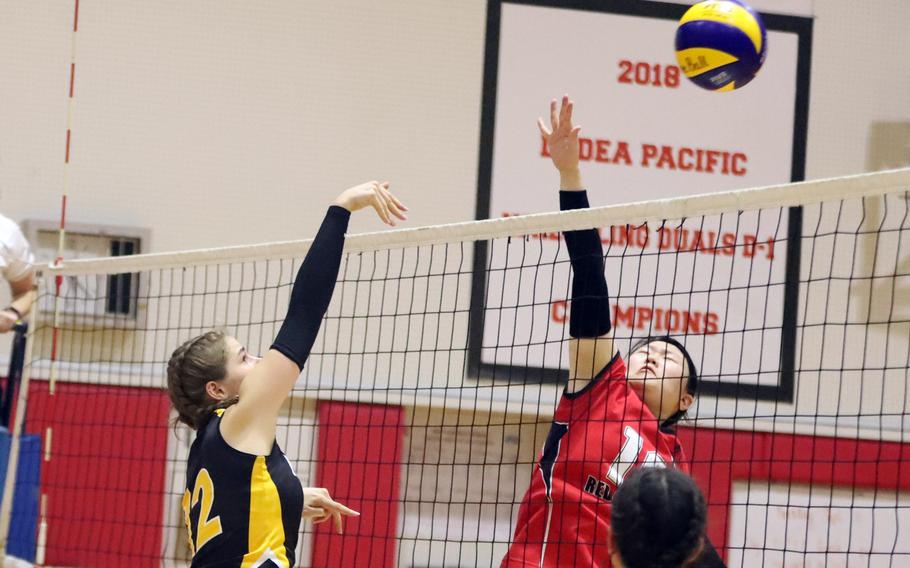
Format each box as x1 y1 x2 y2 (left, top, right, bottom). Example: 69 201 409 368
0 213 35 333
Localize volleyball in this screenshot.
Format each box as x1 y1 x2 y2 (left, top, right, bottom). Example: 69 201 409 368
675 0 767 91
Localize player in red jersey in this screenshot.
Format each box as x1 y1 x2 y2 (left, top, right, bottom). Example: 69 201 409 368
501 96 714 568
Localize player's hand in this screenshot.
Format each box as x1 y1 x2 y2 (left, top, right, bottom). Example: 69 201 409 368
0 310 18 334
302 487 360 534
334 181 409 227
538 95 581 176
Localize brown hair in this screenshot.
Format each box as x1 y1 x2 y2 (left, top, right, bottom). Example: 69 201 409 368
166 330 237 430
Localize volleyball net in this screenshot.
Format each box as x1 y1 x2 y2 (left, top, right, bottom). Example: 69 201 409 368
3 169 910 567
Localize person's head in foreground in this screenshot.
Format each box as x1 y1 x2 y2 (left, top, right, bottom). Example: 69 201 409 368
167 330 260 430
626 335 699 429
610 467 708 568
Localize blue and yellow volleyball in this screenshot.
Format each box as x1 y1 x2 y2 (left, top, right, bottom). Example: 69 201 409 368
675 0 767 91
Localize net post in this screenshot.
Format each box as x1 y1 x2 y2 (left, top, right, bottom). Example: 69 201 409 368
0 314 38 555
0 325 28 429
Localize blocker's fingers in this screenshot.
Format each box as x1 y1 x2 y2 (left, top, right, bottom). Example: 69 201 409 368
384 187 408 211
570 125 582 137
375 192 395 226
537 118 551 139
549 99 558 130
370 198 392 226
334 511 343 534
387 201 407 222
558 95 571 129
564 100 574 128
383 189 408 220
389 206 408 221
304 506 326 519
327 501 360 517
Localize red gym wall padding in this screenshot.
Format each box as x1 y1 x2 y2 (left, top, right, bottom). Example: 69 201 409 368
313 401 406 568
677 426 910 561
16 382 910 567
24 379 171 568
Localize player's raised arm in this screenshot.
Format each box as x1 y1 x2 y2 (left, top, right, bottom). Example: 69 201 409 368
539 96 616 390
221 181 408 449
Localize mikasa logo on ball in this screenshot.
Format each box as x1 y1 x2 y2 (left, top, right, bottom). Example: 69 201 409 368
700 1 737 18
679 53 710 74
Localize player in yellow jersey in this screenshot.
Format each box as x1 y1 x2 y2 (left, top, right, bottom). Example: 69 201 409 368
167 181 408 567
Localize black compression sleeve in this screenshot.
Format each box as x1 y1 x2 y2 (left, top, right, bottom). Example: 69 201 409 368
271 205 350 370
560 190 612 338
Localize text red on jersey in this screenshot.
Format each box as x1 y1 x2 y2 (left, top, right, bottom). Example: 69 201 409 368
502 353 688 568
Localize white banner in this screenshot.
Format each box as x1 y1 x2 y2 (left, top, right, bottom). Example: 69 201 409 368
478 2 808 396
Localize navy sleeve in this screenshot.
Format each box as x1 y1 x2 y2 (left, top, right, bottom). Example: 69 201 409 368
271 205 350 370
560 190 612 338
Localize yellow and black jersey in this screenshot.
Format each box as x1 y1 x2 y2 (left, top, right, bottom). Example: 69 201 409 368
182 409 304 567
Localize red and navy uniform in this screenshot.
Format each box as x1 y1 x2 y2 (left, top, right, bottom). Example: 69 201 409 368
502 353 688 568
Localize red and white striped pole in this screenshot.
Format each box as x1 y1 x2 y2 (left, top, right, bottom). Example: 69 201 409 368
50 0 78 390
37 1 80 564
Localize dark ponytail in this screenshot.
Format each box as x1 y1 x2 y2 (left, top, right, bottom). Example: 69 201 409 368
611 468 707 568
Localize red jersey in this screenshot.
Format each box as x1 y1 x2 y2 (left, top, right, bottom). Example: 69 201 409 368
502 353 688 568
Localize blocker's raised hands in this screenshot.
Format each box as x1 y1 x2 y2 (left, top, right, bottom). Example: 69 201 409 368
537 95 582 176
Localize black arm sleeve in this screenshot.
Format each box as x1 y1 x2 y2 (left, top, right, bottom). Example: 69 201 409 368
271 205 350 370
560 190 612 338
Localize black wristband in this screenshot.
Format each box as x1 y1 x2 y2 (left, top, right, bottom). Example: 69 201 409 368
559 190 590 211
271 206 350 370
559 190 612 338
4 306 22 321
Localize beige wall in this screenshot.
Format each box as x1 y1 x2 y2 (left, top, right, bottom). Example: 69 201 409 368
1 1 909 412
0 1 908 257
1 5 907 563
0 0 487 254
0 0 908 426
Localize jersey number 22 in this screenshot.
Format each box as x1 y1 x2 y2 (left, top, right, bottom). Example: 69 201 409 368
182 468 224 553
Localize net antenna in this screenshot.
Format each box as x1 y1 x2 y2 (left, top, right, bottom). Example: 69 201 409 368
0 0 80 562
